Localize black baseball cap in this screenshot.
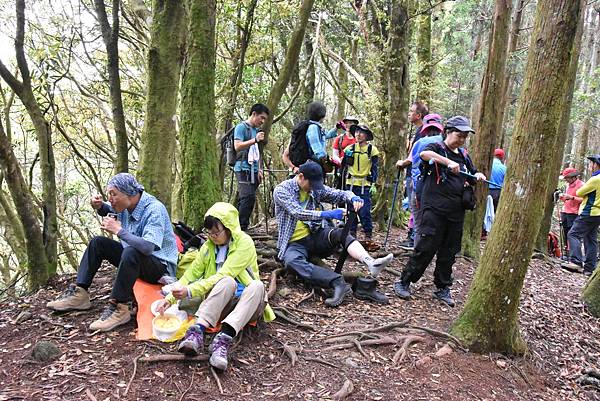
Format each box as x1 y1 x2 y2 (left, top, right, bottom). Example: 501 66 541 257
298 160 324 191
587 154 600 165
446 116 475 133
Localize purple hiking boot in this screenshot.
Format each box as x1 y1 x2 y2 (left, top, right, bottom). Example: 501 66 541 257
177 325 204 356
209 332 233 370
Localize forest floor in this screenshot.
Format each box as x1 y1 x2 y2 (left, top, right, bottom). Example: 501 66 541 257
1 226 600 401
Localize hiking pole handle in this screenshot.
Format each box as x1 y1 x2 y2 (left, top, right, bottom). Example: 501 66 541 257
459 170 501 189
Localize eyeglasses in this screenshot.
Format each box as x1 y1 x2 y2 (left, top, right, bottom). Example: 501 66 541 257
202 227 226 238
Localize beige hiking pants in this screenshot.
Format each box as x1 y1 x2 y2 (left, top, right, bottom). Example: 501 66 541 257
195 276 265 334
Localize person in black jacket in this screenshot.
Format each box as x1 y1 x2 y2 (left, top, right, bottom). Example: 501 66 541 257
394 116 486 307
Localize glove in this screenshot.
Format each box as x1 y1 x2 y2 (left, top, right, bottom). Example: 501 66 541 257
369 185 377 196
336 120 347 131
321 208 345 220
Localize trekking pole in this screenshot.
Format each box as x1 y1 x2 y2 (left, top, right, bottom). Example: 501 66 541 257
335 207 358 274
383 168 403 250
553 191 564 256
459 170 502 189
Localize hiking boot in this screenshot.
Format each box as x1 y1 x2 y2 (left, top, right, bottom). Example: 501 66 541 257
365 253 393 277
354 277 389 304
433 287 455 307
394 281 411 300
178 325 204 356
209 332 233 370
324 278 347 307
561 261 583 273
47 284 91 312
89 302 131 332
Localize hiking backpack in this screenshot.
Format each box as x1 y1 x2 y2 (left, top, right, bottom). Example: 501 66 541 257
289 120 316 167
219 123 252 167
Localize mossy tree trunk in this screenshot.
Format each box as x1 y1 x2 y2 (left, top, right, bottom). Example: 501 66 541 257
582 270 600 317
179 0 221 230
372 0 410 228
94 0 129 173
416 3 432 105
262 0 315 149
138 0 186 211
0 118 49 289
0 0 58 281
461 0 513 260
451 0 584 355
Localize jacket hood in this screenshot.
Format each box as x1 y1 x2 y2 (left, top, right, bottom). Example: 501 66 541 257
204 202 242 238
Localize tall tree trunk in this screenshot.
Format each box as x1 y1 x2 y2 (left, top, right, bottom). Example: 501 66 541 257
416 3 432 104
179 0 220 230
0 0 58 278
0 183 28 267
535 1 586 253
461 0 513 259
94 0 129 173
497 0 525 148
451 0 584 354
262 0 315 147
373 0 410 227
137 0 186 210
0 118 49 289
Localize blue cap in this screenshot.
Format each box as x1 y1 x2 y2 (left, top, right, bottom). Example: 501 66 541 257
298 160 324 191
446 116 475 133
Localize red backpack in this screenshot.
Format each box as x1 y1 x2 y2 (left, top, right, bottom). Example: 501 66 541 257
547 232 561 257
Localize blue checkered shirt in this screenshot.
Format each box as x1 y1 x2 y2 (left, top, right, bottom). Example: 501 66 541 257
273 178 354 260
102 192 178 276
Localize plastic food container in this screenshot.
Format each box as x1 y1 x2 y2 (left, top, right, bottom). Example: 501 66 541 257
152 313 182 340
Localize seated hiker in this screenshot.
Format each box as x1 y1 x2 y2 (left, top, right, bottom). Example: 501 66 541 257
155 202 275 370
342 124 379 239
282 101 338 175
47 173 178 332
394 116 486 307
273 160 393 306
562 155 600 276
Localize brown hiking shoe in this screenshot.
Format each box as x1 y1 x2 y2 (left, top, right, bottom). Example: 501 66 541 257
89 303 131 332
47 284 91 312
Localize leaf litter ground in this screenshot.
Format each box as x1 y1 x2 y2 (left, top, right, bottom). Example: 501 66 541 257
1 226 599 401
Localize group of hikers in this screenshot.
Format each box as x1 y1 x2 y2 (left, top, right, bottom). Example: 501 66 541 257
46 100 600 372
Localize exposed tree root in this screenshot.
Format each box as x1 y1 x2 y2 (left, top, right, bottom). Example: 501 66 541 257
332 379 354 400
281 343 299 366
323 336 397 351
297 289 316 306
392 335 425 364
273 309 316 330
267 268 284 299
328 320 410 339
138 354 209 363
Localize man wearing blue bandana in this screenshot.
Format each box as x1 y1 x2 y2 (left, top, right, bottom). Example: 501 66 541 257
47 173 178 332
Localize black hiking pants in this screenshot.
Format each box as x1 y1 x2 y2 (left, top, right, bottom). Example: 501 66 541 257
76 236 168 302
236 170 259 231
400 209 464 289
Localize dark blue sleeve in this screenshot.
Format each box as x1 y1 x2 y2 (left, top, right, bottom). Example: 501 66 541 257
370 156 379 182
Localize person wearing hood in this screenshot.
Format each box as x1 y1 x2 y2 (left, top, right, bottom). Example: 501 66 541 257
274 160 394 307
47 173 178 332
155 202 275 370
342 124 379 239
394 116 486 307
562 155 600 276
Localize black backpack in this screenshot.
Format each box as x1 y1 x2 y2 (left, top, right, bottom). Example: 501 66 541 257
220 123 251 167
289 120 316 167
